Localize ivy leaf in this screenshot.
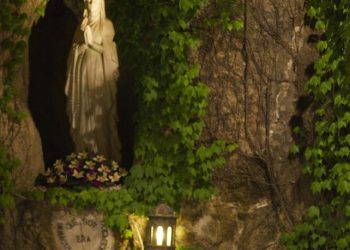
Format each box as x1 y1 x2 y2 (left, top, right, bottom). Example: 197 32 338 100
307 75 321 91
226 143 238 152
345 205 350 217
337 180 350 194
0 193 15 208
307 6 318 17
306 206 320 219
232 20 244 31
179 19 189 29
30 190 45 201
179 0 193 12
311 181 322 193
305 148 313 161
316 41 328 52
320 79 333 95
315 20 326 31
123 229 133 239
336 238 348 249
290 144 300 155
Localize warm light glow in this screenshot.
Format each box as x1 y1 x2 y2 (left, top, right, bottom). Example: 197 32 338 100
166 226 172 246
151 226 154 243
156 226 164 246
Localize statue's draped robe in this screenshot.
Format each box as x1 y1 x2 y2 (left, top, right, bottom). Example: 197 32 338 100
65 17 121 162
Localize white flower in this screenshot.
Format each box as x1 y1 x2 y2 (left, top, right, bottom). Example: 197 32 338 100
109 172 121 182
68 159 79 169
78 151 88 159
86 172 97 181
72 169 84 179
66 153 76 161
84 161 95 169
44 168 53 177
58 174 67 183
93 155 106 162
97 172 108 182
98 164 109 173
111 161 119 170
47 176 56 183
54 160 65 173
119 168 128 177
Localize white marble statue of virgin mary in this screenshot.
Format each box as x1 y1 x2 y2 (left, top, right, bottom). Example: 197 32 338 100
65 0 121 161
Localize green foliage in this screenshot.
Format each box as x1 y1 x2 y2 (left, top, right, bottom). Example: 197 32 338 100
283 0 350 248
110 0 239 210
0 0 31 122
0 0 47 223
1 0 240 236
177 246 203 250
26 187 136 235
0 146 20 223
201 0 243 32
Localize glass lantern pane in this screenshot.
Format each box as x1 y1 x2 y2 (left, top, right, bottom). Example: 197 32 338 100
166 226 172 246
156 226 164 246
150 226 154 243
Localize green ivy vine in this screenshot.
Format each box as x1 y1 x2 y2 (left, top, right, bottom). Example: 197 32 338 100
109 0 240 209
38 0 240 236
1 0 241 238
282 1 350 249
0 0 39 223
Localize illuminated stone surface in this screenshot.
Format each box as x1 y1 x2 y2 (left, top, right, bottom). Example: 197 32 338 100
52 211 114 250
65 0 121 161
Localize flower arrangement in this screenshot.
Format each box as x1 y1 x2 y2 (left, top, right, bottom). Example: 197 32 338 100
42 151 127 188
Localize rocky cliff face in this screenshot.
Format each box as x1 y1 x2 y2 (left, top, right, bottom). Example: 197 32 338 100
0 1 45 249
177 0 317 249
0 0 45 192
0 0 317 249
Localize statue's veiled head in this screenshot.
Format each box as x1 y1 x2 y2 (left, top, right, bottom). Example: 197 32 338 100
64 0 110 21
84 0 106 20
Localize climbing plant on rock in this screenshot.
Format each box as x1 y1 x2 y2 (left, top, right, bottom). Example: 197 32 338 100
31 0 240 236
109 0 240 209
282 1 350 249
1 0 241 234
0 0 37 223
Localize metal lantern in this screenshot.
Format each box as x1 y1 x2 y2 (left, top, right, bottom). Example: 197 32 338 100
146 202 176 250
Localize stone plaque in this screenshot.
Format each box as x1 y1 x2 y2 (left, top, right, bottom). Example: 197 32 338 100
52 211 114 250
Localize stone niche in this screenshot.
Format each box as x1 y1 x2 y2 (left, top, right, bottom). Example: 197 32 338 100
28 0 136 168
28 0 77 166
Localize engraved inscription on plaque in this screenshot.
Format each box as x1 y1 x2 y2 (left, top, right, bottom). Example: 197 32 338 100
52 212 114 250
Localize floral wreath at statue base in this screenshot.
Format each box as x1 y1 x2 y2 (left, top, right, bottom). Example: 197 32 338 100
37 151 128 190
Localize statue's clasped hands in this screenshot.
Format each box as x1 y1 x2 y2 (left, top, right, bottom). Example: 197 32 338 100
84 25 103 53
84 25 93 46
